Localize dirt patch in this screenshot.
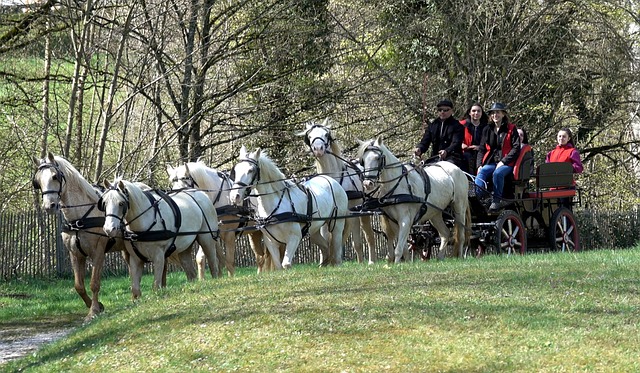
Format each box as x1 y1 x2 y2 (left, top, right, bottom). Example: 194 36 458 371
0 317 78 365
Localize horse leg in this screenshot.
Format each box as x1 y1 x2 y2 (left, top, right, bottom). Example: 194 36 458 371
86 249 107 322
195 244 206 280
222 230 236 277
344 204 363 263
379 216 397 263
247 231 266 273
311 230 331 267
69 252 91 309
263 237 284 270
175 248 197 281
196 234 220 279
330 218 346 266
152 256 166 290
430 216 451 260
281 227 302 269
359 215 377 265
394 217 413 264
129 256 144 300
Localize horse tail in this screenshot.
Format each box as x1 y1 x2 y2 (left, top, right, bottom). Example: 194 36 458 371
451 203 471 258
464 202 472 248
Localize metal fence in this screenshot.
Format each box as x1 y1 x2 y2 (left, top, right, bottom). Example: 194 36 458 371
1 209 638 280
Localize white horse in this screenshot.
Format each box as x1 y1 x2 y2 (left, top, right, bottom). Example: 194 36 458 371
167 162 270 274
229 146 349 269
298 119 377 264
101 178 220 297
32 153 139 322
356 137 471 262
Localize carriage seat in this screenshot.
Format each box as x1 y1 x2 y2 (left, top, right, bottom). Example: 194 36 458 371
509 144 533 199
526 162 576 199
512 144 533 183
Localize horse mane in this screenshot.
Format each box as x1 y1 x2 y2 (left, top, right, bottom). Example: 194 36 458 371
185 161 215 188
52 156 99 198
254 151 286 183
356 138 398 162
119 179 148 210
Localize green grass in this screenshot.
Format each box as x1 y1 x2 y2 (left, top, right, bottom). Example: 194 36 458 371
2 248 640 372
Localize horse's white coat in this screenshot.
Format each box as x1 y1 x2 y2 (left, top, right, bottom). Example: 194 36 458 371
101 179 220 297
32 153 135 322
167 162 269 274
229 147 348 269
357 137 470 262
299 119 377 264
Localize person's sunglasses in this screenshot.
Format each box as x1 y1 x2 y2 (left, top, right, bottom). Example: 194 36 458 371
437 108 451 112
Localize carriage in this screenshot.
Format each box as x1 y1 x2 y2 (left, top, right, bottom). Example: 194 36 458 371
409 143 581 259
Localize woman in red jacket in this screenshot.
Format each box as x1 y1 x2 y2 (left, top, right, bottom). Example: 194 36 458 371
545 128 583 209
460 102 488 175
545 128 583 174
475 102 521 211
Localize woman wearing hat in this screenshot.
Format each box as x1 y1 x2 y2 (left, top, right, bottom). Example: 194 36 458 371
414 99 466 170
475 102 521 211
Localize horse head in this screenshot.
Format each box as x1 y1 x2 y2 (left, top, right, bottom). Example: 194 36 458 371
357 137 387 191
32 152 66 213
100 179 129 238
167 163 197 190
299 118 333 158
229 146 261 206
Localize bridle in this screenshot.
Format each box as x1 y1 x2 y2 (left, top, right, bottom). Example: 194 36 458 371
32 162 66 198
97 186 130 227
361 144 387 183
304 124 333 151
231 158 260 199
170 175 199 189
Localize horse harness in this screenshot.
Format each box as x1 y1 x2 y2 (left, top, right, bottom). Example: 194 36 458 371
358 144 436 226
61 203 116 258
99 187 219 263
232 157 340 244
33 162 118 257
305 124 365 201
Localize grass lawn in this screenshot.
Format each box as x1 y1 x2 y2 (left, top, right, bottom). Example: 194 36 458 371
1 247 639 372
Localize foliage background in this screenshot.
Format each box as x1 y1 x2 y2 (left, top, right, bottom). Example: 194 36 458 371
0 0 639 213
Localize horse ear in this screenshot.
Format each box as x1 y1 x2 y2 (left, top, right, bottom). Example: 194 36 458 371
255 148 262 159
46 152 55 163
117 180 127 194
376 135 383 145
322 117 331 128
239 145 247 158
166 164 174 175
32 156 41 167
184 163 191 176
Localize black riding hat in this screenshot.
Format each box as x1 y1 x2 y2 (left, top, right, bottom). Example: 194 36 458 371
488 102 507 113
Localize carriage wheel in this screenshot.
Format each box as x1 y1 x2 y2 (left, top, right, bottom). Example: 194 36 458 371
495 210 527 255
549 207 581 252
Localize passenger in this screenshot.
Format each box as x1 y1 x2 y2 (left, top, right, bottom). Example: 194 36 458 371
545 128 583 209
545 128 583 174
414 99 466 171
475 102 521 211
460 102 488 175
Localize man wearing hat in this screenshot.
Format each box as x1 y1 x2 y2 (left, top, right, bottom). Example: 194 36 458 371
476 102 521 211
414 99 465 170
